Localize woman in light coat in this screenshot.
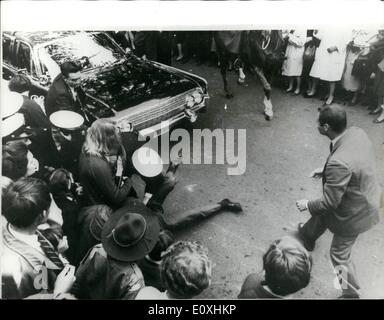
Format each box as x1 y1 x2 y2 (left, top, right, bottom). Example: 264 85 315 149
308 29 352 105
282 29 307 95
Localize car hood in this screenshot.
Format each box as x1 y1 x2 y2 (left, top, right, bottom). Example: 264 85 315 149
81 56 202 116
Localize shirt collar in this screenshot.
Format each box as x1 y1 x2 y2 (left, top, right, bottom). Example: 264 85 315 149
8 224 42 252
331 130 347 148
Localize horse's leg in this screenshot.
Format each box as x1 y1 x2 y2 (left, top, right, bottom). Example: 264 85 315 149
235 58 246 85
254 66 273 120
219 54 233 99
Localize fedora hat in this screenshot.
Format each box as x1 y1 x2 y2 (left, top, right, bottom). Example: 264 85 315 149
102 199 160 262
132 147 163 178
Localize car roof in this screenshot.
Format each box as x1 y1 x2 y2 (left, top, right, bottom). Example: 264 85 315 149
3 31 86 46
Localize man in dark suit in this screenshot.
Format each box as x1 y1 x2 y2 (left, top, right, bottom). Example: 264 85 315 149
45 61 86 116
296 105 382 298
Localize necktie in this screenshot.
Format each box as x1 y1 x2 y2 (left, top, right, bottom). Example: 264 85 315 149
37 232 65 270
330 142 334 153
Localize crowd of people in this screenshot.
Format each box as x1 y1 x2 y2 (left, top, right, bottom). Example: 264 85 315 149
109 30 384 124
1 29 383 300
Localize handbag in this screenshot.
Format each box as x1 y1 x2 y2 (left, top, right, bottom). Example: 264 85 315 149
351 54 372 78
303 44 316 65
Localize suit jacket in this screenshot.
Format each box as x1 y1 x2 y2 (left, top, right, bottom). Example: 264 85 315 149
45 74 86 116
238 273 282 299
20 96 51 129
308 127 381 236
71 244 144 299
1 224 60 299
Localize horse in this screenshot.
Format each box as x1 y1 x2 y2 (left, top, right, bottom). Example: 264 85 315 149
214 30 286 120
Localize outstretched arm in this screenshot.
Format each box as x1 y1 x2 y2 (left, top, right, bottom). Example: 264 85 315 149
308 160 352 216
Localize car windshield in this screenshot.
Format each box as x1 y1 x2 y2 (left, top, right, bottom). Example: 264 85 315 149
37 32 125 78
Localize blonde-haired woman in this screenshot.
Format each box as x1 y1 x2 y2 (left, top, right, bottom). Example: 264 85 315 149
79 119 132 208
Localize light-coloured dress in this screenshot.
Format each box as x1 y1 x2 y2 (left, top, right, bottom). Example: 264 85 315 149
310 29 352 82
282 30 307 77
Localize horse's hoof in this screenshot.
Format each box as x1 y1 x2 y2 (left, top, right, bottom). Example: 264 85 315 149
263 112 271 121
237 78 245 86
225 92 234 99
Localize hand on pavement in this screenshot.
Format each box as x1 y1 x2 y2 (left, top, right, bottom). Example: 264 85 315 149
296 199 309 212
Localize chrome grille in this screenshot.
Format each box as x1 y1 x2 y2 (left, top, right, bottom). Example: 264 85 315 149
123 88 201 130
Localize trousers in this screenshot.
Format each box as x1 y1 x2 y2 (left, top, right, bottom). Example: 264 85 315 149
301 215 360 297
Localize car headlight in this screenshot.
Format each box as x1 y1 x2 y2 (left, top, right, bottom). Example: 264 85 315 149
185 95 195 108
185 90 204 107
117 118 133 132
192 91 203 104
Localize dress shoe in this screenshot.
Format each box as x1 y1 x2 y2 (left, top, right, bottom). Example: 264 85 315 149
304 92 316 98
322 97 334 107
219 199 243 213
369 107 382 115
373 117 384 124
285 87 293 93
297 223 315 252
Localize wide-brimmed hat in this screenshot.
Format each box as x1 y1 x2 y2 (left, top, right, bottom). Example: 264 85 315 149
49 110 84 131
2 91 24 119
101 198 160 262
132 146 163 178
1 113 33 143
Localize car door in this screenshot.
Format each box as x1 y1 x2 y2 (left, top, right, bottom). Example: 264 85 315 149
13 39 49 97
2 33 17 80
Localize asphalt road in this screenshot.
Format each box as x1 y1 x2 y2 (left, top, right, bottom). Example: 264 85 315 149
160 59 384 299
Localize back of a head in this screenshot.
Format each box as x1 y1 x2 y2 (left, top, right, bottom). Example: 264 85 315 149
60 61 81 78
2 141 29 181
319 105 347 134
160 241 212 299
8 74 31 93
49 168 72 197
148 230 174 262
82 119 121 157
1 176 13 197
263 237 312 296
2 177 51 229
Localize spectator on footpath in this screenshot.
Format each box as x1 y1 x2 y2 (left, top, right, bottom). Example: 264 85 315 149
282 29 307 95
1 178 76 299
74 204 113 267
137 230 175 291
2 141 39 181
48 168 83 265
136 241 212 299
238 236 312 299
307 29 351 106
71 204 160 299
79 119 133 208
